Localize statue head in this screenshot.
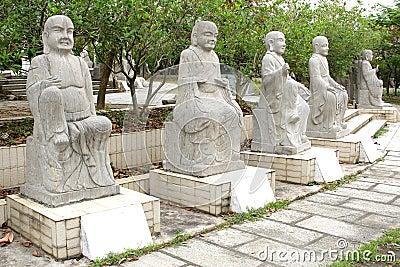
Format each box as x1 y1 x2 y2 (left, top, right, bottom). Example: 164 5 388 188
312 36 329 56
361 50 373 61
42 15 74 54
191 21 218 52
265 31 286 55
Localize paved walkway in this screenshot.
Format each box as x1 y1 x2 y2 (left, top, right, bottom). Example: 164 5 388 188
123 122 400 267
1 122 399 266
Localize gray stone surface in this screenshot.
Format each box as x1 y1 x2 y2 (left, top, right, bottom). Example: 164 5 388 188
372 183 400 195
268 209 310 224
123 251 187 267
22 15 118 206
163 21 245 177
355 50 384 109
326 187 397 203
342 180 376 190
341 198 400 217
233 219 323 246
289 200 366 222
306 36 349 139
356 214 400 230
200 228 258 248
162 238 262 267
296 215 381 243
252 31 311 155
305 192 349 205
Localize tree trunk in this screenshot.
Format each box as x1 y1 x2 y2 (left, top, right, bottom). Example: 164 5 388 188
96 50 116 110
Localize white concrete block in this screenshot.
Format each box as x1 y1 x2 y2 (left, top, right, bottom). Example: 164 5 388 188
81 204 153 260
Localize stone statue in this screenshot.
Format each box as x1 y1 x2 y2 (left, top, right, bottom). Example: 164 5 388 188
356 50 383 109
22 15 119 207
80 47 93 68
307 36 349 139
163 21 245 177
252 31 311 155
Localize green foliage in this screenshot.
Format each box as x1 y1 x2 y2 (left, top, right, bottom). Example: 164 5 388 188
322 174 358 191
0 118 33 146
373 126 389 138
331 228 400 266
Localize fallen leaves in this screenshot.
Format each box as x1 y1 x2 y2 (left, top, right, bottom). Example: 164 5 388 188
22 241 33 247
0 229 13 246
32 250 42 257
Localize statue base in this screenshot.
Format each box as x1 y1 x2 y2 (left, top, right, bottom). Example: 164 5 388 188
163 160 246 178
250 140 311 155
306 128 350 139
7 188 160 260
149 166 275 215
242 146 343 184
20 184 120 208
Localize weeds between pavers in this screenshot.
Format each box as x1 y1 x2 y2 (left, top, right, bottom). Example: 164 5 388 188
374 126 389 139
331 228 400 267
92 200 291 266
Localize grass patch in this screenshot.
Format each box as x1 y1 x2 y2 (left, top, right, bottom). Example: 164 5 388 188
374 126 389 139
331 228 400 266
322 174 358 191
383 95 400 105
92 199 291 266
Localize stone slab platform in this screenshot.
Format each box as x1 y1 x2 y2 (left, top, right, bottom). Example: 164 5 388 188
309 136 361 164
149 166 275 216
358 105 399 122
241 147 341 185
7 188 160 260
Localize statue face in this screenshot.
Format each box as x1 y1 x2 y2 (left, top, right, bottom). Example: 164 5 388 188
366 51 373 61
196 22 218 52
271 33 286 55
45 17 74 53
316 38 329 56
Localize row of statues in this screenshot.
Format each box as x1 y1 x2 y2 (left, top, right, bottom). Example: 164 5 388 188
23 16 384 203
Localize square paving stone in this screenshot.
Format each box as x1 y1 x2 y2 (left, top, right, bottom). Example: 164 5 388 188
289 200 366 222
236 237 326 267
341 198 400 217
162 237 262 267
296 215 381 243
268 209 310 224
326 187 397 203
356 214 400 230
232 219 323 246
305 193 349 205
342 180 376 190
358 177 400 187
200 228 258 248
305 235 360 252
372 184 400 195
122 251 186 267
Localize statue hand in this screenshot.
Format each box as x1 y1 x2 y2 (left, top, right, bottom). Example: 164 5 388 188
43 76 62 89
327 86 336 93
282 63 290 76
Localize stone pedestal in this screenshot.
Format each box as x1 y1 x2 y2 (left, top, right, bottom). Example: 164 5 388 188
149 166 275 215
241 147 342 184
20 183 120 208
7 188 160 260
358 105 399 122
306 128 350 139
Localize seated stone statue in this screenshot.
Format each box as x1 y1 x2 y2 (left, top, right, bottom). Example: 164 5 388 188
252 31 311 155
356 50 383 109
307 36 349 139
163 21 245 177
22 15 119 206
